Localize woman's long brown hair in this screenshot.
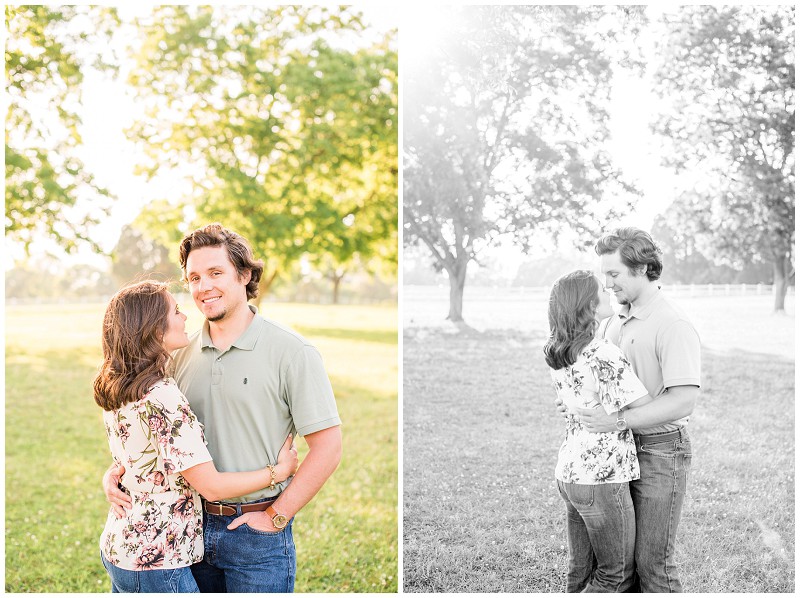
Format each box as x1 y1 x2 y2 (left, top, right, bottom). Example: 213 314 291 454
93 281 172 411
543 270 600 370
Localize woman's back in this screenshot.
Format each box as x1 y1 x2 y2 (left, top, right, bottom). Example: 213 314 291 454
551 338 646 484
100 379 211 570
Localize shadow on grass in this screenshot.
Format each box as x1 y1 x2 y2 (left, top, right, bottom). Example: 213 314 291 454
294 325 396 345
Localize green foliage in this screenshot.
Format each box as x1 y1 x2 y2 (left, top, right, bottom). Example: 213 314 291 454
125 6 397 300
403 6 641 320
5 5 119 253
5 302 397 592
652 6 794 301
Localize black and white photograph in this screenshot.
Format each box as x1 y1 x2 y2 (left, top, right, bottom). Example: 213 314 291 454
403 4 794 593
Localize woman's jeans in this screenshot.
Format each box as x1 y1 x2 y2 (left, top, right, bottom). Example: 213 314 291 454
556 480 636 592
631 429 692 592
100 552 200 593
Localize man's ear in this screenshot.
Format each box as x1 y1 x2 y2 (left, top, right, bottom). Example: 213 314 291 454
240 270 252 286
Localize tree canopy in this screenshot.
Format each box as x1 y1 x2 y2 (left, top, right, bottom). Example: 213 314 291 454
403 5 641 321
652 5 794 310
125 5 397 303
5 5 118 253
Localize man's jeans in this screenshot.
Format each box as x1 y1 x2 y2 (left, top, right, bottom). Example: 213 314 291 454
556 480 636 592
191 502 296 593
101 552 200 593
631 428 692 593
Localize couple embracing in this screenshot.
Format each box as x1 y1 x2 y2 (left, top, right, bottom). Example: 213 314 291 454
546 228 700 592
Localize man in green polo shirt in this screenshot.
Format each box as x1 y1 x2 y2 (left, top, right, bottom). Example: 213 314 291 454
560 227 700 592
104 223 342 592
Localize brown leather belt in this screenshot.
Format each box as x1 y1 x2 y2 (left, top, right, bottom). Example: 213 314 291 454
203 497 277 517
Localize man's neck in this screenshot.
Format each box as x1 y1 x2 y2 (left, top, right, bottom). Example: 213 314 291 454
630 282 660 308
208 303 255 350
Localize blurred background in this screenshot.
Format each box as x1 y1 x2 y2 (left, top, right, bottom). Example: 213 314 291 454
403 4 794 324
6 4 397 305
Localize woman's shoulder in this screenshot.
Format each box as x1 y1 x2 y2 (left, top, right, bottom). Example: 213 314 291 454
587 337 625 360
141 378 186 405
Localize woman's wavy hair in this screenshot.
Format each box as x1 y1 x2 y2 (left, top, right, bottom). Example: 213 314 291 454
595 227 663 281
93 281 172 411
543 270 601 370
178 223 264 300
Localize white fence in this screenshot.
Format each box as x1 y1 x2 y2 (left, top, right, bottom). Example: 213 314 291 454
404 283 794 301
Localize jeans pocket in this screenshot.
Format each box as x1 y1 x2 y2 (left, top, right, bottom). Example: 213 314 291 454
243 522 285 537
565 483 594 507
639 439 677 458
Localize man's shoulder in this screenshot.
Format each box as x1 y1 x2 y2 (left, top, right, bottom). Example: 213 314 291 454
257 315 314 350
653 294 695 326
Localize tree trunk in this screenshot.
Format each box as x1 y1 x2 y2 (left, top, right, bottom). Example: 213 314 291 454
252 268 279 308
446 259 468 322
772 254 788 313
332 274 343 305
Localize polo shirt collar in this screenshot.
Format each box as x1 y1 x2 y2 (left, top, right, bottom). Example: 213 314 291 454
200 304 261 351
617 289 664 321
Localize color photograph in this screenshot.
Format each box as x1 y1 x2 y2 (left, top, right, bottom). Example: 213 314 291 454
6 5 397 593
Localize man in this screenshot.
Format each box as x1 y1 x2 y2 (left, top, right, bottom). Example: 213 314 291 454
558 227 700 592
104 223 342 592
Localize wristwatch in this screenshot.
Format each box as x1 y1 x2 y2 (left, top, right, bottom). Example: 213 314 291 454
615 411 628 431
266 505 289 530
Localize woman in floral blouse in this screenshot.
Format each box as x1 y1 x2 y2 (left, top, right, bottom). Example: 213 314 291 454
93 281 297 593
544 270 653 592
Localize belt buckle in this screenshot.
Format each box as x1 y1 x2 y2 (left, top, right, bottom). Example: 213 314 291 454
205 501 225 516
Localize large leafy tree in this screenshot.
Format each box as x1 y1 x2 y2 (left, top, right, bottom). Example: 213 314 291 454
5 5 118 253
652 5 794 312
125 5 396 304
403 5 640 322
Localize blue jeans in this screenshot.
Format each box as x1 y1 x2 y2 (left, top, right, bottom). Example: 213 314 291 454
100 552 200 593
556 480 636 592
631 428 692 592
190 502 296 593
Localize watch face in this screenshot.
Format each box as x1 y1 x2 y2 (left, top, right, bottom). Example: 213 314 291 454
273 514 288 528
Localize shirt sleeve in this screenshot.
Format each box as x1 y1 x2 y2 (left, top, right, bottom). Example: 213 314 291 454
592 342 649 414
659 320 702 389
144 383 213 472
284 345 342 437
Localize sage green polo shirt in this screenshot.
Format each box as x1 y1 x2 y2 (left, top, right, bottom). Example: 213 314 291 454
172 305 341 502
603 291 701 435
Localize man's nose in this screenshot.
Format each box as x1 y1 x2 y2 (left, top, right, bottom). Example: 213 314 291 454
199 276 213 291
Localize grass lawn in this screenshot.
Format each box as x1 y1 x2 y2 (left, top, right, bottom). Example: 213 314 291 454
402 292 794 592
6 301 398 593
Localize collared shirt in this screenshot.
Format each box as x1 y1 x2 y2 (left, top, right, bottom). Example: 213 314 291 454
171 305 341 502
603 291 701 434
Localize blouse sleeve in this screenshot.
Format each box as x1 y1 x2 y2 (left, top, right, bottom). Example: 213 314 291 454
143 383 213 472
591 341 649 414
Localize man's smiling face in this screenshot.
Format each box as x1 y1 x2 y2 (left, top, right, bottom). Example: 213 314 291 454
600 249 648 306
186 245 250 323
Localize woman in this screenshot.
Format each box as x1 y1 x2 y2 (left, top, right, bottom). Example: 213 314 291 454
544 270 652 592
93 280 297 593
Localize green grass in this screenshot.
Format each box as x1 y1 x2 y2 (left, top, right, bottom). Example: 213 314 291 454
5 301 398 593
403 294 794 593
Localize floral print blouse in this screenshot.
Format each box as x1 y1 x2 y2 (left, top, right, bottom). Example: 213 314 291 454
99 379 212 570
551 338 648 484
